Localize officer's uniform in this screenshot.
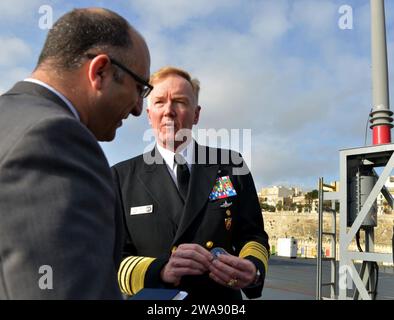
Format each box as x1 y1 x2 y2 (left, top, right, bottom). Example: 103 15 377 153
112 143 269 300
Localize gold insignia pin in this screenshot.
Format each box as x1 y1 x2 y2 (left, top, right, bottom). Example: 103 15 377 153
206 241 214 249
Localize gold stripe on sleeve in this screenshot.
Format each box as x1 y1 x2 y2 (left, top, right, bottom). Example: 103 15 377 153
118 256 143 295
131 257 155 295
239 241 269 273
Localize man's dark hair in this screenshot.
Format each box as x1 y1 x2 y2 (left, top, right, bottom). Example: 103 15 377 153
36 8 133 70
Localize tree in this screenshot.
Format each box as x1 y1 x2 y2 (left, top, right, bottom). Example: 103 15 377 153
305 189 318 210
311 189 318 199
259 200 276 212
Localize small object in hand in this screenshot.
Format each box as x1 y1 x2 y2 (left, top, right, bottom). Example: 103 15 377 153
211 247 228 259
227 278 238 287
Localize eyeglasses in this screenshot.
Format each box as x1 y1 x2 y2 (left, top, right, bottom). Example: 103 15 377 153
86 54 153 98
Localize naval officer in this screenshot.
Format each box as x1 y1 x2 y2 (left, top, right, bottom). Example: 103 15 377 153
112 66 269 300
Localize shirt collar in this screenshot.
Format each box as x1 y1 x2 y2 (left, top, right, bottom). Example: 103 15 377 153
157 140 195 170
23 78 80 121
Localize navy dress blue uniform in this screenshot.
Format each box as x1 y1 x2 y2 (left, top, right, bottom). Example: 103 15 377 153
112 143 269 300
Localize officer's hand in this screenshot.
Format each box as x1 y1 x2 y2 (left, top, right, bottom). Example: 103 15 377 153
208 254 256 290
161 243 213 286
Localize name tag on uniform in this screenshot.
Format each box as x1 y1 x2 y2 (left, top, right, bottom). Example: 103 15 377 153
130 205 153 215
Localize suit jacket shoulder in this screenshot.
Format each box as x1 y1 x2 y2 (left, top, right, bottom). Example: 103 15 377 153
0 82 122 299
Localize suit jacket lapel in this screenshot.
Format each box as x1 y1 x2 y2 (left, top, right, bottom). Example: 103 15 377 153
172 144 219 245
5 81 75 117
138 148 184 227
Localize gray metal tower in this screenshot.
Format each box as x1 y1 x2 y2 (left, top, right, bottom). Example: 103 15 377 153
317 0 394 300
337 0 393 300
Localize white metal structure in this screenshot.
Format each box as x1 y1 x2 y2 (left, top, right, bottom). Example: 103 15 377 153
339 144 394 299
277 238 298 258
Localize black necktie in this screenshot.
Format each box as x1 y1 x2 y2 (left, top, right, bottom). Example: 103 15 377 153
174 153 190 202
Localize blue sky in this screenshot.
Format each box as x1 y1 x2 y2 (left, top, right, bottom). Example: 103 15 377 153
1 0 393 191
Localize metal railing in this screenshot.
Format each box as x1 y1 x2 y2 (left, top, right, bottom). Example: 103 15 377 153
317 177 339 300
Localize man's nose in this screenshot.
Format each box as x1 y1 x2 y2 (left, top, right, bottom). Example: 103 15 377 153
163 101 176 116
131 97 143 117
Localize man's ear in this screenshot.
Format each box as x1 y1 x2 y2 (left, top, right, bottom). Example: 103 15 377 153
193 105 201 124
87 54 111 90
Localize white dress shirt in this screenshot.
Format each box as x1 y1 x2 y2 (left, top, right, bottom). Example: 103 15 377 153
156 140 194 188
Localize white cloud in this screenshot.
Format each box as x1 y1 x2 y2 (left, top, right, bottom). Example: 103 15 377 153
0 66 30 94
290 0 338 37
249 0 292 43
0 0 43 21
128 0 238 30
250 132 339 190
0 37 32 67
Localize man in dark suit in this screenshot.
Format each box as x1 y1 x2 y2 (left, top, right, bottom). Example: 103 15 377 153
0 8 152 299
113 67 269 300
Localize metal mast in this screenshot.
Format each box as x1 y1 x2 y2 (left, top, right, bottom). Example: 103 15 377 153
369 0 393 144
